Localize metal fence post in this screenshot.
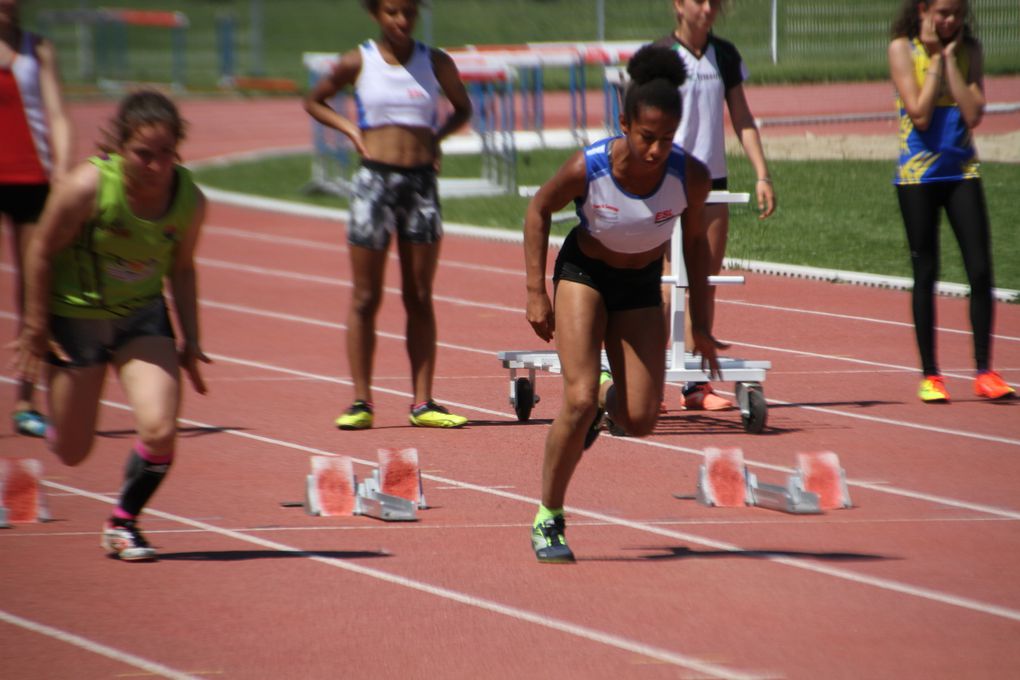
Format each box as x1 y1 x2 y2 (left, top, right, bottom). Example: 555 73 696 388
770 0 778 64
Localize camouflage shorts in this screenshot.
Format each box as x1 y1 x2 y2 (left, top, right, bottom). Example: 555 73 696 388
347 160 442 250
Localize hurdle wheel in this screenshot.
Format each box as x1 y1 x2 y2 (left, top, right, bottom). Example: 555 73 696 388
740 386 768 434
514 377 535 422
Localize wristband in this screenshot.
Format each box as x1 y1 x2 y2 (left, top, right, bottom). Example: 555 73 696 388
757 178 772 184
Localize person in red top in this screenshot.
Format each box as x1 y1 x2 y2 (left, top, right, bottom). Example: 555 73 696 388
1 0 72 436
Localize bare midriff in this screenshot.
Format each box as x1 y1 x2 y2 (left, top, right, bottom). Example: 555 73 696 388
363 125 435 167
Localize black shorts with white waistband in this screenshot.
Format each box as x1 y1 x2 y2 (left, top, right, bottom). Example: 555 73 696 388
553 227 664 312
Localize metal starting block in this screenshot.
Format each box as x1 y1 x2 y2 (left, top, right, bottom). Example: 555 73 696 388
746 471 822 515
0 458 51 525
356 473 418 522
695 448 851 514
304 449 426 522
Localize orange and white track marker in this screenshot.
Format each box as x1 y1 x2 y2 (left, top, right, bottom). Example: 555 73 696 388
378 448 425 509
697 447 749 508
796 451 852 510
0 458 50 524
306 455 357 516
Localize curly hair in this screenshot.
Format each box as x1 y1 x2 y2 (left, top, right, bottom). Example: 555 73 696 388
890 0 976 41
622 45 687 123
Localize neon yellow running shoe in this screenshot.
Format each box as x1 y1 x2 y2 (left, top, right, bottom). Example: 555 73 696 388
918 376 950 403
335 400 374 430
409 400 468 428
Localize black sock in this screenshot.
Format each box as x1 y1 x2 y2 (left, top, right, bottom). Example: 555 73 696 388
116 448 172 518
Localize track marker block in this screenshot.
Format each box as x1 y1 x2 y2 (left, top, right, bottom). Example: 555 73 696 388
0 458 50 524
796 451 852 510
305 455 357 517
377 447 426 509
697 447 751 507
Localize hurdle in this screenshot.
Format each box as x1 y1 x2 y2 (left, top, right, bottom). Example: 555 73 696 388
497 192 771 434
39 8 189 91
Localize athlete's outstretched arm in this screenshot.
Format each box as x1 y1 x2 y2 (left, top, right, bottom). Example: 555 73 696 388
170 190 211 395
523 151 587 342
680 157 721 379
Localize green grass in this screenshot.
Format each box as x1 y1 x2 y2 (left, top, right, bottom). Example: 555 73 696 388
25 0 1020 90
193 150 1020 292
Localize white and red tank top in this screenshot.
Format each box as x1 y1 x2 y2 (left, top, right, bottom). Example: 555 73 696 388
0 31 51 184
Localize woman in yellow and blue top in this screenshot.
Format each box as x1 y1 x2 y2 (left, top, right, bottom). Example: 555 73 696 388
13 91 210 561
888 0 1013 403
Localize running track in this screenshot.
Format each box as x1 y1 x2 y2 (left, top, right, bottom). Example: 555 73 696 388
1 83 1019 679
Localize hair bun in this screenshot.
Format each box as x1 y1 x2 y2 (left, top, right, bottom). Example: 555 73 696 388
626 45 686 88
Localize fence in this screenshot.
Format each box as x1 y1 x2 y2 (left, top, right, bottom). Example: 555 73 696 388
26 1 1020 91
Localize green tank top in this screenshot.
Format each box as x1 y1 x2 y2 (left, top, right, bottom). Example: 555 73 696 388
50 154 199 318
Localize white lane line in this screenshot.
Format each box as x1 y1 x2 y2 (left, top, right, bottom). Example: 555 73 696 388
199 299 496 357
205 224 525 277
2 515 1012 541
1 298 1015 448
0 609 201 680
41 480 769 680
722 299 1020 343
197 257 523 314
30 384 1020 625
199 224 1020 343
198 290 1020 447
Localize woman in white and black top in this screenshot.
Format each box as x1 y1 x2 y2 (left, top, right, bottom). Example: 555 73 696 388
654 0 775 411
524 45 720 563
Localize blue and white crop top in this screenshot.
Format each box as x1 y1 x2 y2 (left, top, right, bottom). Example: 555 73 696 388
354 39 439 131
575 137 688 254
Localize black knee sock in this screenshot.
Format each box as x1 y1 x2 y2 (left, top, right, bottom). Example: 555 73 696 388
115 446 173 520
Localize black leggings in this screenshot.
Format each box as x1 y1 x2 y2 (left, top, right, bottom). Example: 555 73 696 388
896 179 994 376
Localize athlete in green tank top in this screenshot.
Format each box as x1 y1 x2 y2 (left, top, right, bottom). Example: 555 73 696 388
49 153 199 318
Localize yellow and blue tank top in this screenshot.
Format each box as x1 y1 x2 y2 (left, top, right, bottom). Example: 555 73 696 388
50 154 198 318
895 38 979 185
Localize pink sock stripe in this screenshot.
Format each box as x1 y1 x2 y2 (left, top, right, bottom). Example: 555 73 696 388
112 507 136 521
134 441 174 465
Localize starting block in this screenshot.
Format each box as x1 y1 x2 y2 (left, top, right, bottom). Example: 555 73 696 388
695 448 851 514
0 458 51 526
304 449 426 522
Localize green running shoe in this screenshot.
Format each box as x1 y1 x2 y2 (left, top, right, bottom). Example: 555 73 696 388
409 400 468 428
532 514 575 563
335 400 374 430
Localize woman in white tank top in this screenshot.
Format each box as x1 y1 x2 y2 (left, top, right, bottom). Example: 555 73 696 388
654 0 775 411
304 0 473 430
523 46 721 563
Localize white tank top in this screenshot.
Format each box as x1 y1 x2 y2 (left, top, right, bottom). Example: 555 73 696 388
673 42 747 180
354 39 439 131
575 137 688 254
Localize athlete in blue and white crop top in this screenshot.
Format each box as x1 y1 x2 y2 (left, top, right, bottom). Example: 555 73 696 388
576 136 688 254
354 39 439 131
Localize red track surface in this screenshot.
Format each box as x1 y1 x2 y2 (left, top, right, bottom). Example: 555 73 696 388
2 83 1019 679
